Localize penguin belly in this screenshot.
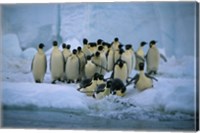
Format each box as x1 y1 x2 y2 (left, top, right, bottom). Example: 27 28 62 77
51 52 64 81
146 48 160 73
122 53 132 75
116 90 125 97
114 65 128 83
100 54 107 75
135 56 145 70
136 76 153 91
92 57 101 74
84 83 97 96
85 62 96 79
114 51 120 63
66 56 79 81
32 53 46 82
107 50 114 71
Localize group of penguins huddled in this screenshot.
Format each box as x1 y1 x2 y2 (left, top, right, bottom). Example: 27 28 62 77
31 37 167 99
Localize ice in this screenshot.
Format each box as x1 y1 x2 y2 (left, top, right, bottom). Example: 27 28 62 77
21 47 37 60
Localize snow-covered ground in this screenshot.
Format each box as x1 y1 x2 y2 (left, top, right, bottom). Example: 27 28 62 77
2 38 196 124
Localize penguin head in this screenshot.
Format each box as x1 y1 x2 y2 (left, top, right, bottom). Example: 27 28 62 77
53 41 58 46
125 44 132 50
62 43 67 49
119 48 124 55
83 38 88 45
139 62 145 71
66 44 71 49
119 60 124 68
140 41 147 47
114 37 119 42
77 46 82 52
98 74 104 81
97 39 103 45
95 51 100 57
93 73 100 80
86 55 91 61
39 43 45 49
89 42 97 47
98 45 104 51
106 80 112 88
72 49 77 55
150 40 157 48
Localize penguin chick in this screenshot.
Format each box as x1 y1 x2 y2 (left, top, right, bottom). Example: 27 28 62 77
146 40 167 75
93 80 112 99
50 41 64 84
110 78 126 97
131 62 158 91
31 43 47 83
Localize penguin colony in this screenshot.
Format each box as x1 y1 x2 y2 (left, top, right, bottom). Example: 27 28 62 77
31 38 167 99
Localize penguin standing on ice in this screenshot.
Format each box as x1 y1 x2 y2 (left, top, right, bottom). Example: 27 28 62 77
98 45 107 75
106 43 114 71
65 49 80 83
93 80 112 99
62 44 71 81
125 44 136 72
50 41 64 84
135 41 147 70
146 40 167 75
114 44 124 63
92 51 102 74
89 42 97 55
130 62 157 91
77 46 86 81
84 56 96 79
31 43 47 83
112 37 120 51
112 59 128 83
82 38 91 57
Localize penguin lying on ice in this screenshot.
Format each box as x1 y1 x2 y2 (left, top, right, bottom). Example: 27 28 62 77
130 62 158 91
93 80 112 99
110 78 127 97
146 40 167 75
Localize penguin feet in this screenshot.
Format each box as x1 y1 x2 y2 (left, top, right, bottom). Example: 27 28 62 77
67 80 71 84
51 81 56 84
35 80 41 83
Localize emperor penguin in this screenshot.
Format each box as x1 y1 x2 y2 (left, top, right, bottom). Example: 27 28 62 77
102 42 109 54
89 42 97 55
97 39 103 46
131 62 157 91
84 56 96 79
106 43 114 71
112 59 128 83
92 51 102 74
65 49 80 83
114 44 124 63
125 44 136 71
78 73 99 96
146 40 167 75
112 37 120 51
93 80 112 99
50 41 64 84
31 43 47 83
82 38 91 57
77 46 86 81
135 41 147 70
110 78 126 97
98 45 107 75
62 43 71 62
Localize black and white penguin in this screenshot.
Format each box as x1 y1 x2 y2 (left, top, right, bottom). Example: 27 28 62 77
98 45 107 75
135 41 147 70
130 62 157 91
78 73 99 96
114 45 124 63
113 59 128 83
110 78 126 97
93 80 112 99
125 44 136 72
97 39 103 46
31 43 47 83
50 41 64 84
77 46 86 81
146 40 167 75
106 43 114 71
82 38 91 57
92 51 102 74
65 49 80 83
89 42 97 55
84 56 96 79
62 43 71 62
112 37 120 51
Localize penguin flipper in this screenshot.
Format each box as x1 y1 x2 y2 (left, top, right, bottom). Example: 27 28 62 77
96 84 106 93
126 74 139 86
145 73 158 81
45 56 47 73
31 55 35 71
160 54 167 62
135 52 145 62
